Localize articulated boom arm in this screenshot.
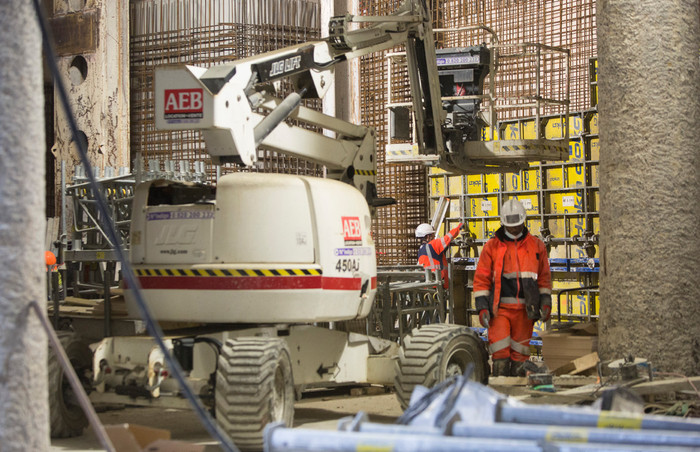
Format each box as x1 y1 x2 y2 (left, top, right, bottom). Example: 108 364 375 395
154 0 444 205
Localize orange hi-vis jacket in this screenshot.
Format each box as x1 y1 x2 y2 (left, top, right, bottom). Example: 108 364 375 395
418 223 462 288
473 226 552 317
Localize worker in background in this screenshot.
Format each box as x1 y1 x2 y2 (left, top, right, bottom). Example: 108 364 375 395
415 222 463 289
473 199 552 377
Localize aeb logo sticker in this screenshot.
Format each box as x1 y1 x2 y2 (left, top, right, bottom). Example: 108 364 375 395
341 216 362 246
164 89 204 119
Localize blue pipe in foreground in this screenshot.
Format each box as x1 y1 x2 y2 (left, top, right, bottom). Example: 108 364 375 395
263 423 542 452
338 413 700 449
499 404 700 432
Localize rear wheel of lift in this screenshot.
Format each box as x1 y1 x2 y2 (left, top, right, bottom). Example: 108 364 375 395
394 324 489 409
49 331 92 438
215 337 294 451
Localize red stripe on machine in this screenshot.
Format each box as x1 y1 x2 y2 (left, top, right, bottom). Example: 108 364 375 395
137 275 368 291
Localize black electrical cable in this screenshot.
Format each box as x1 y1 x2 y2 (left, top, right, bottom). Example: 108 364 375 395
31 1 238 450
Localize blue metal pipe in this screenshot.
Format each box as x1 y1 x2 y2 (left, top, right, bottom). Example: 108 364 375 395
339 416 700 449
499 404 700 432
452 423 700 449
264 424 542 452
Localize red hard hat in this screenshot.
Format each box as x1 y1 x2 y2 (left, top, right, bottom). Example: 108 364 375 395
45 250 57 266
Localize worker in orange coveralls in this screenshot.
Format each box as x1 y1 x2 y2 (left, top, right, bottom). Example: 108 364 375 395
415 222 463 289
473 199 552 377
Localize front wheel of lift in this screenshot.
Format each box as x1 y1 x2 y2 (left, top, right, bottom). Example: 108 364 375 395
394 324 490 410
215 337 294 451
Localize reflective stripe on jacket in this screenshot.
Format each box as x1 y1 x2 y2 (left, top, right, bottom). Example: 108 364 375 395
418 224 461 287
473 226 551 317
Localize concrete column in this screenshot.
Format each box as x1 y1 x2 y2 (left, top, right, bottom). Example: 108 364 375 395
597 0 700 374
0 0 50 450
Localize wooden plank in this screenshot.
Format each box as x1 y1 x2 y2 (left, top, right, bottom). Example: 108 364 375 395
63 296 100 307
553 351 599 376
630 376 700 396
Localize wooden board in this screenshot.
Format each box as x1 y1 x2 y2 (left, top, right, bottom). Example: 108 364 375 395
554 352 599 376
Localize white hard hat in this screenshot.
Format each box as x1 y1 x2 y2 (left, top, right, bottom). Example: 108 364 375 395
500 199 526 227
415 223 435 238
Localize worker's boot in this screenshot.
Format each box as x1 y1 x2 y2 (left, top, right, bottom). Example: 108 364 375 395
510 359 531 377
492 359 511 377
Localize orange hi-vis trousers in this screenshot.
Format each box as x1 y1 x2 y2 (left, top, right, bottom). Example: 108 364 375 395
488 305 534 362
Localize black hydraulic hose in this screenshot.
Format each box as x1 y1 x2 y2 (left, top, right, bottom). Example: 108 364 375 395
31 2 239 450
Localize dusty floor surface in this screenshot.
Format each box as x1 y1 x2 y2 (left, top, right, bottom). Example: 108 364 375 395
50 389 403 451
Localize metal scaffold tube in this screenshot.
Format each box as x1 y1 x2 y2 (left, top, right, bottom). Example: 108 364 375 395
499 404 700 433
264 425 543 452
335 417 700 449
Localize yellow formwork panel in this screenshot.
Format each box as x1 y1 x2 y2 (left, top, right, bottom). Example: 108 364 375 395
431 175 446 197
547 191 584 214
468 195 499 217
566 164 585 188
592 215 600 235
503 173 521 192
525 218 542 236
587 112 599 135
504 170 541 192
568 217 588 241
466 175 483 194
481 127 497 141
448 176 464 196
467 219 501 240
483 174 501 193
512 193 540 214
522 120 537 139
590 163 599 186
547 242 568 260
503 123 520 140
568 139 584 162
545 167 565 189
544 116 584 139
523 168 541 190
448 197 461 217
589 137 600 160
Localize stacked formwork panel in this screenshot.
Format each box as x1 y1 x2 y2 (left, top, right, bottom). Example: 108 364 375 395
432 2 598 331
360 1 598 329
129 0 323 183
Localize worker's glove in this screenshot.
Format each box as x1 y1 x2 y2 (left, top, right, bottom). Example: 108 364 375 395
539 293 552 322
479 309 491 329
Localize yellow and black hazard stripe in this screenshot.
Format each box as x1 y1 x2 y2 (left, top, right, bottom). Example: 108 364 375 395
387 149 416 156
354 169 376 176
135 268 321 277
501 144 562 152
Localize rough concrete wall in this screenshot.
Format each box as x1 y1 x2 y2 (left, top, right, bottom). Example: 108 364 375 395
598 0 700 375
51 0 130 233
0 1 50 449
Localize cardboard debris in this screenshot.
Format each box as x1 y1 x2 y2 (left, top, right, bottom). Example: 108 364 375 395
104 424 217 452
104 424 170 452
540 329 598 372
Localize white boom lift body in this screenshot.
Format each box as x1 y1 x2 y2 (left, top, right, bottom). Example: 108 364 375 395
50 1 568 449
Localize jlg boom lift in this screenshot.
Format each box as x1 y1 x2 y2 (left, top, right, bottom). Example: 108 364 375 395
49 1 569 450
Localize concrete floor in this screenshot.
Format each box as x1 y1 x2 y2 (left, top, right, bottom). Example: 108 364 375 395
50 390 403 451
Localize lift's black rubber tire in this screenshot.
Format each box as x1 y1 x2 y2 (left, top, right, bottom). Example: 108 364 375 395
49 331 92 438
215 337 294 452
394 324 490 410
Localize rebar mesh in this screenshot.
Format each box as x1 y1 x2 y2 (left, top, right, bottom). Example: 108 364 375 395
129 0 323 182
363 0 597 265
